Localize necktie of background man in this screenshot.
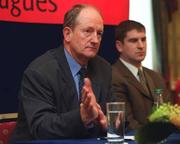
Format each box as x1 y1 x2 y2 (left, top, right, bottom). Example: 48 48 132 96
138 68 149 94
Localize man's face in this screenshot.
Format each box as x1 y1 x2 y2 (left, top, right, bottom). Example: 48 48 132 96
116 29 147 66
63 7 104 65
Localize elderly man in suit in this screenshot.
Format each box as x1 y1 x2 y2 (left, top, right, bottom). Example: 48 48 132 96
9 4 111 143
112 20 171 130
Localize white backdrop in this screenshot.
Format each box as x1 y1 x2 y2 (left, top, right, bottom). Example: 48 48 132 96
129 0 156 70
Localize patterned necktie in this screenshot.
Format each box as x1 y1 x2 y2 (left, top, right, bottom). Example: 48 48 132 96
138 68 149 94
78 67 87 99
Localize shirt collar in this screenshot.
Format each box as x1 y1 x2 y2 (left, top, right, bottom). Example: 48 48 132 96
120 58 139 78
64 48 81 77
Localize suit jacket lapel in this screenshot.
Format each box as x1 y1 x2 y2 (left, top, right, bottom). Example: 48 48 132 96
143 68 155 101
53 48 101 106
87 60 101 101
52 46 79 108
91 80 100 101
116 60 153 101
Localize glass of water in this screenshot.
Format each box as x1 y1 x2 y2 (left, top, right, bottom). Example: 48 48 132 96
106 102 125 143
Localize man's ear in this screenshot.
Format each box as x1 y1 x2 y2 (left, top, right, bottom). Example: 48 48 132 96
63 27 72 42
115 40 123 53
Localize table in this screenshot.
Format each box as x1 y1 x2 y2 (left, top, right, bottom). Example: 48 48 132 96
16 132 180 144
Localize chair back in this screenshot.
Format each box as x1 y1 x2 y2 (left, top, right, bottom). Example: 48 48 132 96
0 113 17 144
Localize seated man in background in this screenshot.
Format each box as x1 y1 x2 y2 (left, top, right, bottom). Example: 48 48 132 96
112 20 171 130
9 4 112 143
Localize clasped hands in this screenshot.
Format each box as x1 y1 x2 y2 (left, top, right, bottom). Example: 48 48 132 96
80 78 107 130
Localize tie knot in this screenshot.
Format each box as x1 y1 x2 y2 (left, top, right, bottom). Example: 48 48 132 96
79 67 87 78
138 68 145 83
137 68 149 94
138 68 143 77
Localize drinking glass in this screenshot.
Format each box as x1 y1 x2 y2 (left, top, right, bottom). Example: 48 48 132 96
106 102 125 143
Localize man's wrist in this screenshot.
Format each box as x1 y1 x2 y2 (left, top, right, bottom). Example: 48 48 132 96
85 122 94 129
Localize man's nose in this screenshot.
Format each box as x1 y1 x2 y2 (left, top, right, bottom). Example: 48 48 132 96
91 32 100 43
137 40 145 48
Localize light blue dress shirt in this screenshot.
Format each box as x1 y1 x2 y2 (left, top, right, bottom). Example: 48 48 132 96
64 48 94 128
64 48 81 99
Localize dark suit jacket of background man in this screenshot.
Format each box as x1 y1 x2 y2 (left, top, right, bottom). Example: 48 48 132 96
112 60 171 130
9 46 112 143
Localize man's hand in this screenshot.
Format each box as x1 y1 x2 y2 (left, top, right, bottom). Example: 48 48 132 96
80 78 107 130
80 78 99 126
96 104 108 130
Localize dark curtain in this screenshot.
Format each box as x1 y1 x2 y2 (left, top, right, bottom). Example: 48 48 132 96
0 21 117 113
152 0 177 88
